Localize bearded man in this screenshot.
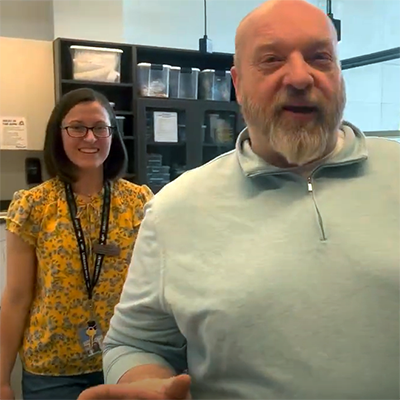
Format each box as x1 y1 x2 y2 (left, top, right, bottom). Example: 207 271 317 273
79 1 399 399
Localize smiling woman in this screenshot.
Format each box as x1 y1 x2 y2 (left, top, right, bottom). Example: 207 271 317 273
44 88 126 188
59 101 114 184
0 88 153 400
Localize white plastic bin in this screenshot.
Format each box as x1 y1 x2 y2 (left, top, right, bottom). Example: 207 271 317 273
137 63 171 98
199 70 232 101
169 66 181 98
179 67 200 99
70 45 123 83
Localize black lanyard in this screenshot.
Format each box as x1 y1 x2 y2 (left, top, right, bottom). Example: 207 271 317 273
65 181 111 300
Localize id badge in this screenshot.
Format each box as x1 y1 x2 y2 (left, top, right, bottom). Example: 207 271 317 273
78 320 104 357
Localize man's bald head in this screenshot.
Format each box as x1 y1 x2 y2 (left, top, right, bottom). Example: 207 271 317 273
234 0 338 68
230 0 345 167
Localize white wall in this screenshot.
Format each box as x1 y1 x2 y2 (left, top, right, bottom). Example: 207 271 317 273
123 0 203 50
0 0 54 40
122 0 271 52
53 0 124 42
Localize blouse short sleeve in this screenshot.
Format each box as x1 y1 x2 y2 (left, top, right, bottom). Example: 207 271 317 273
132 184 154 228
6 189 43 247
140 184 154 205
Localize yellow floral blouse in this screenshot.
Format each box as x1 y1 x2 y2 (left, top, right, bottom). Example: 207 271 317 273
6 177 152 376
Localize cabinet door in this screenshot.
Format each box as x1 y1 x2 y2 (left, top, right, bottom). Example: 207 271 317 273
0 37 55 150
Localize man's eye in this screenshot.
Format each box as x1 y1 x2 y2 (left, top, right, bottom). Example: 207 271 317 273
263 55 282 63
313 53 332 62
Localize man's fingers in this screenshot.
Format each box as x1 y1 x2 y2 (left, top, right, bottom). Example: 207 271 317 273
77 375 191 400
162 375 191 399
77 384 164 400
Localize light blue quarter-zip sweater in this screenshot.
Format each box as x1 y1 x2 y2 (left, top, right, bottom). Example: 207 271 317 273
104 122 400 399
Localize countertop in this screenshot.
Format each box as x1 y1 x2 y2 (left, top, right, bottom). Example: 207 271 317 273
0 200 10 223
0 212 7 224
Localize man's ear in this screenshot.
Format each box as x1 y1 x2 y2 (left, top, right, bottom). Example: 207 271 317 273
230 65 242 105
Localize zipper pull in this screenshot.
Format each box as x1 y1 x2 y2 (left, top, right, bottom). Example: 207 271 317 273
307 177 313 192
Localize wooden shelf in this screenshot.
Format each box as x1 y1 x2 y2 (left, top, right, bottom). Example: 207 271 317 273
115 110 133 115
62 79 133 88
203 143 234 148
201 100 239 111
147 141 185 146
137 97 240 112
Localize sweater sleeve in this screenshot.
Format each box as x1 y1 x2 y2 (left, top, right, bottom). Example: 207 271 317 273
102 200 187 384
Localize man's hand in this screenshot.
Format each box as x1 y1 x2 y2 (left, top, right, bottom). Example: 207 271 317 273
77 374 191 400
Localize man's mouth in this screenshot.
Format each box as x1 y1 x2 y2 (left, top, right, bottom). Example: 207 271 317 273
282 105 318 114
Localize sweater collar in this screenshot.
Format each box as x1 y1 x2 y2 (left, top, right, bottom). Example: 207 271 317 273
236 121 368 178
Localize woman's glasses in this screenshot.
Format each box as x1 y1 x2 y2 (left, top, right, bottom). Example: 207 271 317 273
62 125 114 138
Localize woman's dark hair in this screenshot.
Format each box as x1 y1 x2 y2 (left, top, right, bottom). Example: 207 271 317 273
43 88 128 183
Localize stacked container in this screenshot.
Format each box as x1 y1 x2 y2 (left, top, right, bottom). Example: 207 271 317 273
147 153 170 186
70 45 123 83
169 66 181 98
137 63 171 97
199 70 232 101
177 67 200 99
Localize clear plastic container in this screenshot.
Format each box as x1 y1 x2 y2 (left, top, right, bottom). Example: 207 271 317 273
147 165 170 174
179 67 200 99
199 70 232 101
115 116 125 134
137 63 171 98
70 45 123 83
147 153 163 166
206 112 235 145
147 172 170 184
169 66 181 98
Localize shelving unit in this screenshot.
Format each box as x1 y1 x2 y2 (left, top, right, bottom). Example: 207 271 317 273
53 38 245 192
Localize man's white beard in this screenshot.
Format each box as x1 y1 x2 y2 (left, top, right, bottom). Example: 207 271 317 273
239 76 346 167
268 124 330 166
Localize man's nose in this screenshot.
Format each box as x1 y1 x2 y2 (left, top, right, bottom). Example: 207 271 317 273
283 54 314 90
